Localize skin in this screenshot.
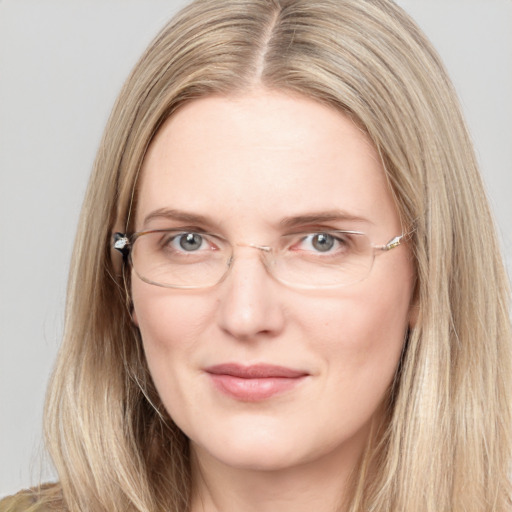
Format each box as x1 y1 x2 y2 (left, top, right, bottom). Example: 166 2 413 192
132 89 416 512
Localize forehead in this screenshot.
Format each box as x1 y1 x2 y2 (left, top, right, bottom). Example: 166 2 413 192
136 90 400 236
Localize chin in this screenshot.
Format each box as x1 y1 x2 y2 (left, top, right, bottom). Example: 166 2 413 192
191 425 307 472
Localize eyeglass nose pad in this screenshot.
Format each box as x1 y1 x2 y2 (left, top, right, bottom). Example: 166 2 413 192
247 244 278 279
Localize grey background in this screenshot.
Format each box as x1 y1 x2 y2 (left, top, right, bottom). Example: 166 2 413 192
1 0 511 497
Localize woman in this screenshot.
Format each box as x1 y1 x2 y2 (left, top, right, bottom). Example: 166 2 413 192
2 0 511 511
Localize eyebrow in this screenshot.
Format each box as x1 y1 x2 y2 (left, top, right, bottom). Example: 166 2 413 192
278 210 374 229
142 208 373 230
142 208 214 229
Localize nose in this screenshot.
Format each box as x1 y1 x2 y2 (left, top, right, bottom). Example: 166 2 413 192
216 249 286 341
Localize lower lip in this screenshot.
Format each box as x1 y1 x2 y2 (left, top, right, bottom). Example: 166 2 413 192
208 374 306 401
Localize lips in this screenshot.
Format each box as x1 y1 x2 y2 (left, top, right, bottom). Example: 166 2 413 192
204 363 308 401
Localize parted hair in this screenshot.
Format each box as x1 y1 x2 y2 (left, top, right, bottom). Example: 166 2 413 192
11 0 511 511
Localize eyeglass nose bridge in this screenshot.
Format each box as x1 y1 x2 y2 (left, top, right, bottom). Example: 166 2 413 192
224 242 275 278
245 243 272 252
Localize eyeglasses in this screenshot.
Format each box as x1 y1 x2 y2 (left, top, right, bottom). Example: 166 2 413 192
113 229 406 290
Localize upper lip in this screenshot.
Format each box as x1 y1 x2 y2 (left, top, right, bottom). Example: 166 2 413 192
205 363 308 379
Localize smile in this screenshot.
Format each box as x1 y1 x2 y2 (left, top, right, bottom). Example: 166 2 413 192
204 363 309 402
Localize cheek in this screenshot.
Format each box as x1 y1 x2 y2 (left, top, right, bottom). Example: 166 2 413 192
131 283 224 435
131 282 215 394
303 283 409 348
133 282 210 344
299 270 413 396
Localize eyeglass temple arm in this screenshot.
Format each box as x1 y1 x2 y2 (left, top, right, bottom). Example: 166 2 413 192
377 231 414 252
384 235 403 250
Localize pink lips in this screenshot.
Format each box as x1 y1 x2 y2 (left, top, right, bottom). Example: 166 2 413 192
205 363 308 401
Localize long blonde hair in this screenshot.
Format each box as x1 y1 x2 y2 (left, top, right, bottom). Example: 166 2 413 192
22 0 512 510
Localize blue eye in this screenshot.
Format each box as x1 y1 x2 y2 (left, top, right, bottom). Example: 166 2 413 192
310 233 335 252
298 232 344 253
177 232 204 251
288 231 357 257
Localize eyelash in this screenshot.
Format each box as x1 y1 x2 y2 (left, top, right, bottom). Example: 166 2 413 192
157 229 353 254
288 232 351 253
160 232 218 252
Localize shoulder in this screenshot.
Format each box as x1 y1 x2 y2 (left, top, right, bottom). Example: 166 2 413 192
0 484 64 512
0 492 45 512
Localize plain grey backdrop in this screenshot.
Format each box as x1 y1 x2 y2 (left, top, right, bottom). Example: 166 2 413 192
1 0 511 497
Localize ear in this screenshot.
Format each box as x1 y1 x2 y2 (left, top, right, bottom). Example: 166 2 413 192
111 226 128 276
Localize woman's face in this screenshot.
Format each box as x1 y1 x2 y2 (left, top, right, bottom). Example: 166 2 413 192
132 90 416 475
